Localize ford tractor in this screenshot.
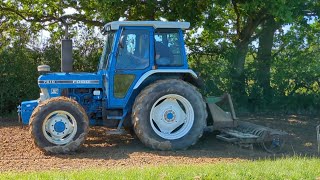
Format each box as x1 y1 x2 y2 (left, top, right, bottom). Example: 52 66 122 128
18 21 287 154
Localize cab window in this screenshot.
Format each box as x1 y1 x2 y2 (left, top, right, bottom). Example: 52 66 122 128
154 29 183 66
116 29 150 69
99 31 115 69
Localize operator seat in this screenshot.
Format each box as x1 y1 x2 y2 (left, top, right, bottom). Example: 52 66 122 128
155 42 174 66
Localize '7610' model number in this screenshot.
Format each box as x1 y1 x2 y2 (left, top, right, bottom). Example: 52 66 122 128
43 80 56 83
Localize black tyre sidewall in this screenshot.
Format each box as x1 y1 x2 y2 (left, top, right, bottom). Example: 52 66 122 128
133 79 206 150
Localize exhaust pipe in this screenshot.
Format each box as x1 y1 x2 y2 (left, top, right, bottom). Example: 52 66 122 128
61 17 73 72
61 39 73 72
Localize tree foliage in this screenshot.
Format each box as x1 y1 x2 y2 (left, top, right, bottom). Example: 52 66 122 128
0 0 319 115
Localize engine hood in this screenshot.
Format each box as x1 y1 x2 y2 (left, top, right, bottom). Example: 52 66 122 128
38 72 103 89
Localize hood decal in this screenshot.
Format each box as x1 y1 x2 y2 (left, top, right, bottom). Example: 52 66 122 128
38 80 100 84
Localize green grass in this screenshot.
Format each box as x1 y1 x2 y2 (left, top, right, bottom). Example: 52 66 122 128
1 157 319 180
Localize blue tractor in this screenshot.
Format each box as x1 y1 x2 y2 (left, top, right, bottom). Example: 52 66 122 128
18 21 287 154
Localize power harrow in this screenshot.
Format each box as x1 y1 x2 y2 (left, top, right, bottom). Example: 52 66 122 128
206 94 288 153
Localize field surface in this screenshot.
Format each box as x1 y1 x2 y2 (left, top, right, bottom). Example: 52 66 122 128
0 114 319 172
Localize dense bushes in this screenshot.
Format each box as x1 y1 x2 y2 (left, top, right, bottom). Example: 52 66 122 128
0 45 39 114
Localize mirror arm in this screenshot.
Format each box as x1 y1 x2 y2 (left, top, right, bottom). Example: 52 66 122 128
117 27 124 48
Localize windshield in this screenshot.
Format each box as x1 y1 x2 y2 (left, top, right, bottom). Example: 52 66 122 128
99 31 115 69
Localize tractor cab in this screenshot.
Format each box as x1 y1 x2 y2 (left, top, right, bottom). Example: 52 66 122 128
97 21 194 111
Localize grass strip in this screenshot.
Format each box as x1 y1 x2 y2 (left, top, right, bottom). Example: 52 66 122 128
1 156 319 180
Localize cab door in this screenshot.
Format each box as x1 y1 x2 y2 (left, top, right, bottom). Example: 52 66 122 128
108 26 154 108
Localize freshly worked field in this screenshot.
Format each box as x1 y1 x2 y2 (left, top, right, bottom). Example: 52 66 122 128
0 114 319 172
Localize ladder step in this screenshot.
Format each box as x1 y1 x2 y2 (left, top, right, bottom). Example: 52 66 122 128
107 116 123 120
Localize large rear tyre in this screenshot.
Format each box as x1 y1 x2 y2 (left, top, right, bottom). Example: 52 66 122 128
132 79 207 150
30 97 89 154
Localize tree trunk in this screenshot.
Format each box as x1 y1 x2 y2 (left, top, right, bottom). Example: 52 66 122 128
229 8 267 104
231 41 249 103
256 17 278 105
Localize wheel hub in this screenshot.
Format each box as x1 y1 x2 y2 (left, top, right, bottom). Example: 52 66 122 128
164 110 176 123
47 115 71 137
43 111 77 145
54 121 66 133
150 94 194 140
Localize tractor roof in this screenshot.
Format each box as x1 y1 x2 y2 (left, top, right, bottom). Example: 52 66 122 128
104 21 190 31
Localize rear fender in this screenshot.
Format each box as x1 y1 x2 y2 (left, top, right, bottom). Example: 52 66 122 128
133 69 200 90
125 70 201 119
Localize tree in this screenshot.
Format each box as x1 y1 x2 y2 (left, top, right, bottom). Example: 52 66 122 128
201 0 318 104
254 0 318 107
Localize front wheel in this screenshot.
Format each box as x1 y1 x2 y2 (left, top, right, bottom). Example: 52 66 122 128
132 79 207 150
30 97 89 154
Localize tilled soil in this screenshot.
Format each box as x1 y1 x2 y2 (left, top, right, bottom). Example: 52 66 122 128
0 114 319 172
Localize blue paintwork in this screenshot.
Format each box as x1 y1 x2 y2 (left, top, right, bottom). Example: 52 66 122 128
167 113 174 120
167 113 173 119
20 100 38 124
54 121 66 132
38 72 103 89
67 88 103 125
108 26 154 109
19 25 193 127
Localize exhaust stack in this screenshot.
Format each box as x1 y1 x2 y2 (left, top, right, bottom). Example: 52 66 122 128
61 39 73 72
61 17 73 72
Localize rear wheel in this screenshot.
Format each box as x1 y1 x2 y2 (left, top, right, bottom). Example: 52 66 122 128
30 97 89 154
132 79 207 150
